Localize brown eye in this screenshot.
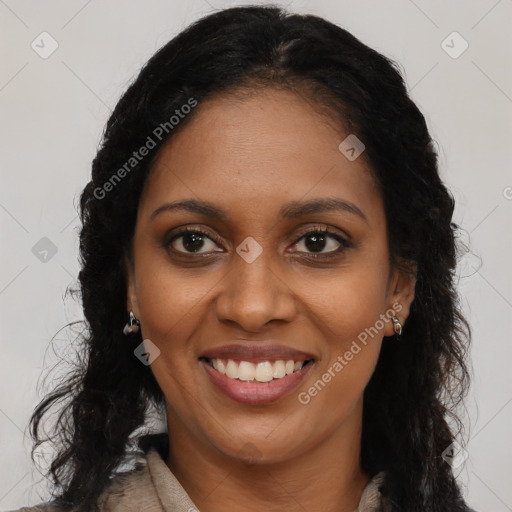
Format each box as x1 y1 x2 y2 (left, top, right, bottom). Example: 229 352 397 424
292 228 351 257
167 228 223 254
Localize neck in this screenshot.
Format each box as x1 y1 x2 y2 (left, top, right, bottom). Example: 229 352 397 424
165 398 369 512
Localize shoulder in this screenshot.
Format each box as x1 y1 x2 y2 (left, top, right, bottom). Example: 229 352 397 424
356 471 385 511
95 456 157 511
5 505 66 512
7 434 170 512
7 456 154 512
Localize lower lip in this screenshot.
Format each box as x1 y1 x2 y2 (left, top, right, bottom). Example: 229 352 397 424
200 360 314 405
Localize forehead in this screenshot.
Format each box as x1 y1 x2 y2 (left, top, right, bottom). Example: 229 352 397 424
139 88 383 227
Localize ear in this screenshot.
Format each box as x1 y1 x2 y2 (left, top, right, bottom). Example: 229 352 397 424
124 254 140 318
383 261 417 337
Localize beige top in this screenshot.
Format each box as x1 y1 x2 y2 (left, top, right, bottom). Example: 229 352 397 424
10 448 385 512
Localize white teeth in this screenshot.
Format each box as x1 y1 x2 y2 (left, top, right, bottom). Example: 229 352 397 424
255 362 273 382
212 358 226 374
225 359 239 379
272 360 286 378
238 361 255 381
210 358 310 382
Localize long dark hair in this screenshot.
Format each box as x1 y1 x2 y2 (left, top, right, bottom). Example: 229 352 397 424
30 5 472 511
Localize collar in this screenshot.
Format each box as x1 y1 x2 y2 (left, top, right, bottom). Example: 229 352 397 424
103 433 384 512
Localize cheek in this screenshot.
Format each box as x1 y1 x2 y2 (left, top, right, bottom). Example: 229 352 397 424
133 258 210 404
296 278 385 425
134 252 220 343
293 251 389 396
295 262 390 340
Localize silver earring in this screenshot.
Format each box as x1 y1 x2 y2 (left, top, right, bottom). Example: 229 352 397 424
123 311 140 336
391 315 402 336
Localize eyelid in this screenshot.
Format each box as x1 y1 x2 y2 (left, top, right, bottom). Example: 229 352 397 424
293 224 350 244
164 224 351 256
289 225 352 257
164 226 223 251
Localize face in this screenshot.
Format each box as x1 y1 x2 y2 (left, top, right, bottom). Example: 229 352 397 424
126 88 415 466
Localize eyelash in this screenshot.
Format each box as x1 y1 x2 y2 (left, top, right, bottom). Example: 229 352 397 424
165 225 351 259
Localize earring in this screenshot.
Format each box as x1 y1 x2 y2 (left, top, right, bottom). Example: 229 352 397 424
123 311 140 336
391 315 402 336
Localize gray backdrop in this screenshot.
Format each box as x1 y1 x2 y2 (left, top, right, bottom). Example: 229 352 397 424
1 1 511 510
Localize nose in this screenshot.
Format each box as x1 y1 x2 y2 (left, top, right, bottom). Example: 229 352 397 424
214 247 297 332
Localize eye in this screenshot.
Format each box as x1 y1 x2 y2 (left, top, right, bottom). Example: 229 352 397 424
166 227 223 254
291 227 350 257
165 225 351 258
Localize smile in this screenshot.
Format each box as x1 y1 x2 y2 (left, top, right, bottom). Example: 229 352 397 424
199 356 315 405
201 357 314 382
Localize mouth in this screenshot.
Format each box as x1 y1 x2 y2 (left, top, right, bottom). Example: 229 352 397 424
199 356 315 382
199 354 316 405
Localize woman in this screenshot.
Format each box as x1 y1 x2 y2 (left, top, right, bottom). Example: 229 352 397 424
14 5 474 512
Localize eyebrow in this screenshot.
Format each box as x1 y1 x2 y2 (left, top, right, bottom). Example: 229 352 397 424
150 197 368 223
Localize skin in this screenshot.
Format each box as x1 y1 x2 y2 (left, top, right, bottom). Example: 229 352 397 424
125 88 416 512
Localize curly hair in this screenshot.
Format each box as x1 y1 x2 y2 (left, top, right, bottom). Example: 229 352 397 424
29 5 472 511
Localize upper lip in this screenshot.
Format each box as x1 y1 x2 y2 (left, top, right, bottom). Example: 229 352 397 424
200 343 316 362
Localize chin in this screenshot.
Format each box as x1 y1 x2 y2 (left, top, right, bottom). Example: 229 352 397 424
213 435 306 467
